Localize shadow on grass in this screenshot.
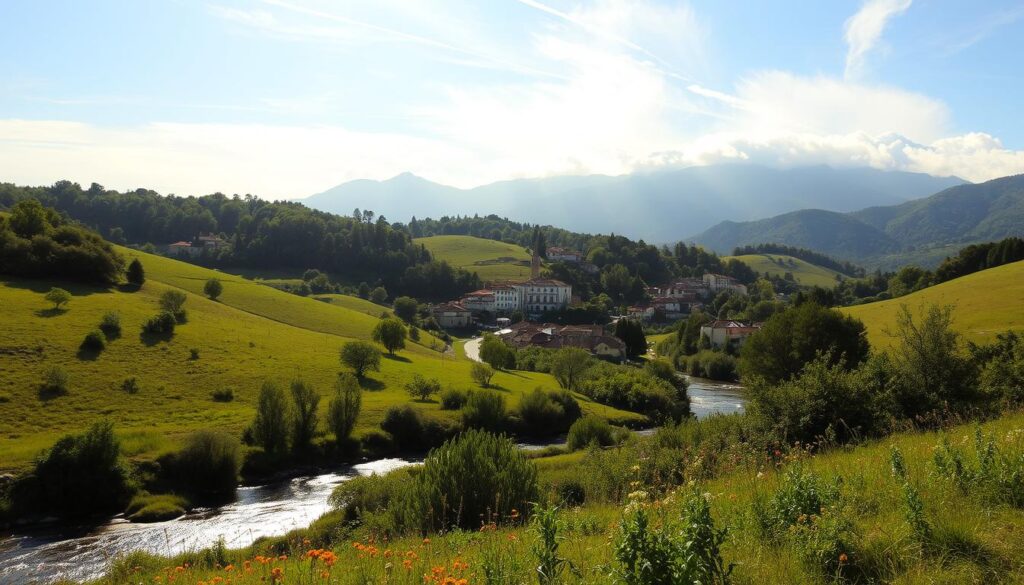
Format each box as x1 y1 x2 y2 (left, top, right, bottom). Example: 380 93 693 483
140 330 175 347
383 354 411 363
930 523 1006 571
117 283 143 293
3 278 112 297
34 307 68 318
37 386 68 402
76 347 101 361
358 377 386 391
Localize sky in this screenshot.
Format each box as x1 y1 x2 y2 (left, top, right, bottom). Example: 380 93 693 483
2 0 1024 198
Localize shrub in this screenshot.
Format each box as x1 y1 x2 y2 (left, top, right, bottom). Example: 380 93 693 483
567 416 616 451
409 326 421 342
121 377 140 394
289 379 320 451
405 374 441 401
551 348 593 391
203 278 223 300
471 362 496 388
126 258 145 286
141 311 176 335
461 390 507 431
251 381 289 454
685 350 738 381
373 318 407 355
440 387 469 410
169 430 241 494
579 363 688 424
125 494 188 522
340 340 381 379
80 329 106 352
754 466 841 541
27 421 131 518
400 429 538 532
380 405 424 450
45 287 71 310
329 467 418 531
370 286 388 304
211 388 234 402
189 348 200 360
41 366 69 395
393 296 418 323
327 374 361 441
480 334 515 369
643 359 677 386
159 290 188 319
518 388 582 437
99 311 121 337
515 346 555 372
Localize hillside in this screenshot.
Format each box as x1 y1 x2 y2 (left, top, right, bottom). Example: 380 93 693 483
694 174 1024 268
841 260 1024 348
724 253 846 288
0 249 642 472
305 165 963 243
414 235 534 282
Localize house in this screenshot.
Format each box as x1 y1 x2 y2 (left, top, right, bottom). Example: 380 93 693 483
491 285 519 313
652 278 708 299
498 322 626 360
547 247 584 263
460 290 496 314
167 241 196 256
513 278 572 315
432 302 473 328
196 233 229 250
703 273 748 296
699 320 762 349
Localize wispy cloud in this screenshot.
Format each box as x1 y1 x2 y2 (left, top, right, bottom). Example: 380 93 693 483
939 6 1024 55
843 0 912 79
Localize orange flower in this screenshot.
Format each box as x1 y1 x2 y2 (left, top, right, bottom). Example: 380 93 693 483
403 559 413 570
839 553 849 564
224 565 234 572
278 555 288 561
270 567 284 582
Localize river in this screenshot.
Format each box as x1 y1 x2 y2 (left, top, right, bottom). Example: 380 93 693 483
0 379 744 584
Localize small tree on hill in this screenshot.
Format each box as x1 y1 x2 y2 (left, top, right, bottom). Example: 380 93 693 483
204 278 223 300
289 379 320 451
126 258 145 286
551 348 593 392
471 362 496 388
357 282 370 299
405 374 441 401
328 374 362 442
45 287 71 310
370 286 388 304
479 334 515 370
373 318 407 355
251 381 289 454
340 340 382 378
159 290 188 318
393 296 419 323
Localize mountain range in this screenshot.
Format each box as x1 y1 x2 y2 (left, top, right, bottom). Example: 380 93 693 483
692 174 1024 268
302 164 964 243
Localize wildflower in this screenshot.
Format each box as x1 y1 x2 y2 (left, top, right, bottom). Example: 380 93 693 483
278 554 288 561
507 534 518 542
224 565 235 572
403 559 413 570
839 553 848 565
270 567 284 582
423 538 431 545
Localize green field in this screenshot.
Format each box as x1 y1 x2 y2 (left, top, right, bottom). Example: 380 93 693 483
842 260 1024 349
415 235 534 282
724 253 845 288
0 249 641 471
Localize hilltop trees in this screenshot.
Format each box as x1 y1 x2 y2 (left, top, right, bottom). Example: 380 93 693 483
373 318 407 355
340 341 382 379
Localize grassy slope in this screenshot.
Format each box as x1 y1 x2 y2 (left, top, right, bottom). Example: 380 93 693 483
109 412 1024 584
842 260 1024 349
724 253 845 288
415 235 534 282
0 250 641 471
312 294 392 318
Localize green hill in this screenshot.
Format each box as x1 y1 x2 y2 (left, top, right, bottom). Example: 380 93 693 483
724 253 845 288
842 260 1024 349
0 249 641 472
415 235 534 282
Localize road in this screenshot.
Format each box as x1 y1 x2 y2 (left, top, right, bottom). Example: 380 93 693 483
463 336 483 362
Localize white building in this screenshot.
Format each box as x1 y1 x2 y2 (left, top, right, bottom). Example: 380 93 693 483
547 247 584 263
432 302 473 328
699 320 761 349
461 290 496 314
492 285 519 313
702 273 748 296
513 278 572 315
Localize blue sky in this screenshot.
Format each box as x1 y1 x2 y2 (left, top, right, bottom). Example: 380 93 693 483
2 0 1023 197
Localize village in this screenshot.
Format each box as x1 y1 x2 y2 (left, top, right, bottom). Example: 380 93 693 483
431 246 761 361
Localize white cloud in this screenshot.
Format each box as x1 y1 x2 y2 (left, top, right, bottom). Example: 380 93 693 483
844 0 912 79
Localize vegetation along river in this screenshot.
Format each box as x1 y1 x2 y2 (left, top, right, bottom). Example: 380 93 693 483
0 378 744 584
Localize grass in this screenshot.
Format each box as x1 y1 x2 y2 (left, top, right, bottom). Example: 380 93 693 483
0 249 642 472
125 494 189 522
414 235 535 282
96 411 1024 584
842 260 1024 349
311 293 392 318
724 253 846 288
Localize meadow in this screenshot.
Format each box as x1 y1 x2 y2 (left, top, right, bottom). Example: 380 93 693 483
95 411 1024 584
724 253 845 288
0 248 641 472
414 235 534 282
842 259 1024 348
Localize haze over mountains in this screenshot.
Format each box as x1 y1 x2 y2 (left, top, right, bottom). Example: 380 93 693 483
303 165 964 243
693 174 1024 268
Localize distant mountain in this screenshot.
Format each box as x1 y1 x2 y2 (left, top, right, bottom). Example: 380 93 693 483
303 165 964 242
692 174 1024 267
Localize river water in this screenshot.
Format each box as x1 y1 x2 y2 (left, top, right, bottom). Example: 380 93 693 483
0 379 745 584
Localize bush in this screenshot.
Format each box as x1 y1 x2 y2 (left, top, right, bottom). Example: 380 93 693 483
99 311 121 337
551 348 593 391
121 377 140 394
189 348 200 360
518 388 582 437
141 311 176 335
579 363 688 424
381 405 424 450
567 416 616 451
685 350 738 381
340 340 381 379
327 374 361 441
211 388 234 402
159 290 188 319
126 258 145 286
470 362 496 387
203 278 223 300
25 421 132 518
461 390 507 431
329 467 419 532
405 374 441 401
393 296 418 323
480 334 515 369
168 430 241 494
80 329 106 352
45 287 71 310
515 346 555 372
251 381 289 454
370 286 388 304
440 387 469 410
400 429 538 532
373 318 407 355
41 366 69 396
